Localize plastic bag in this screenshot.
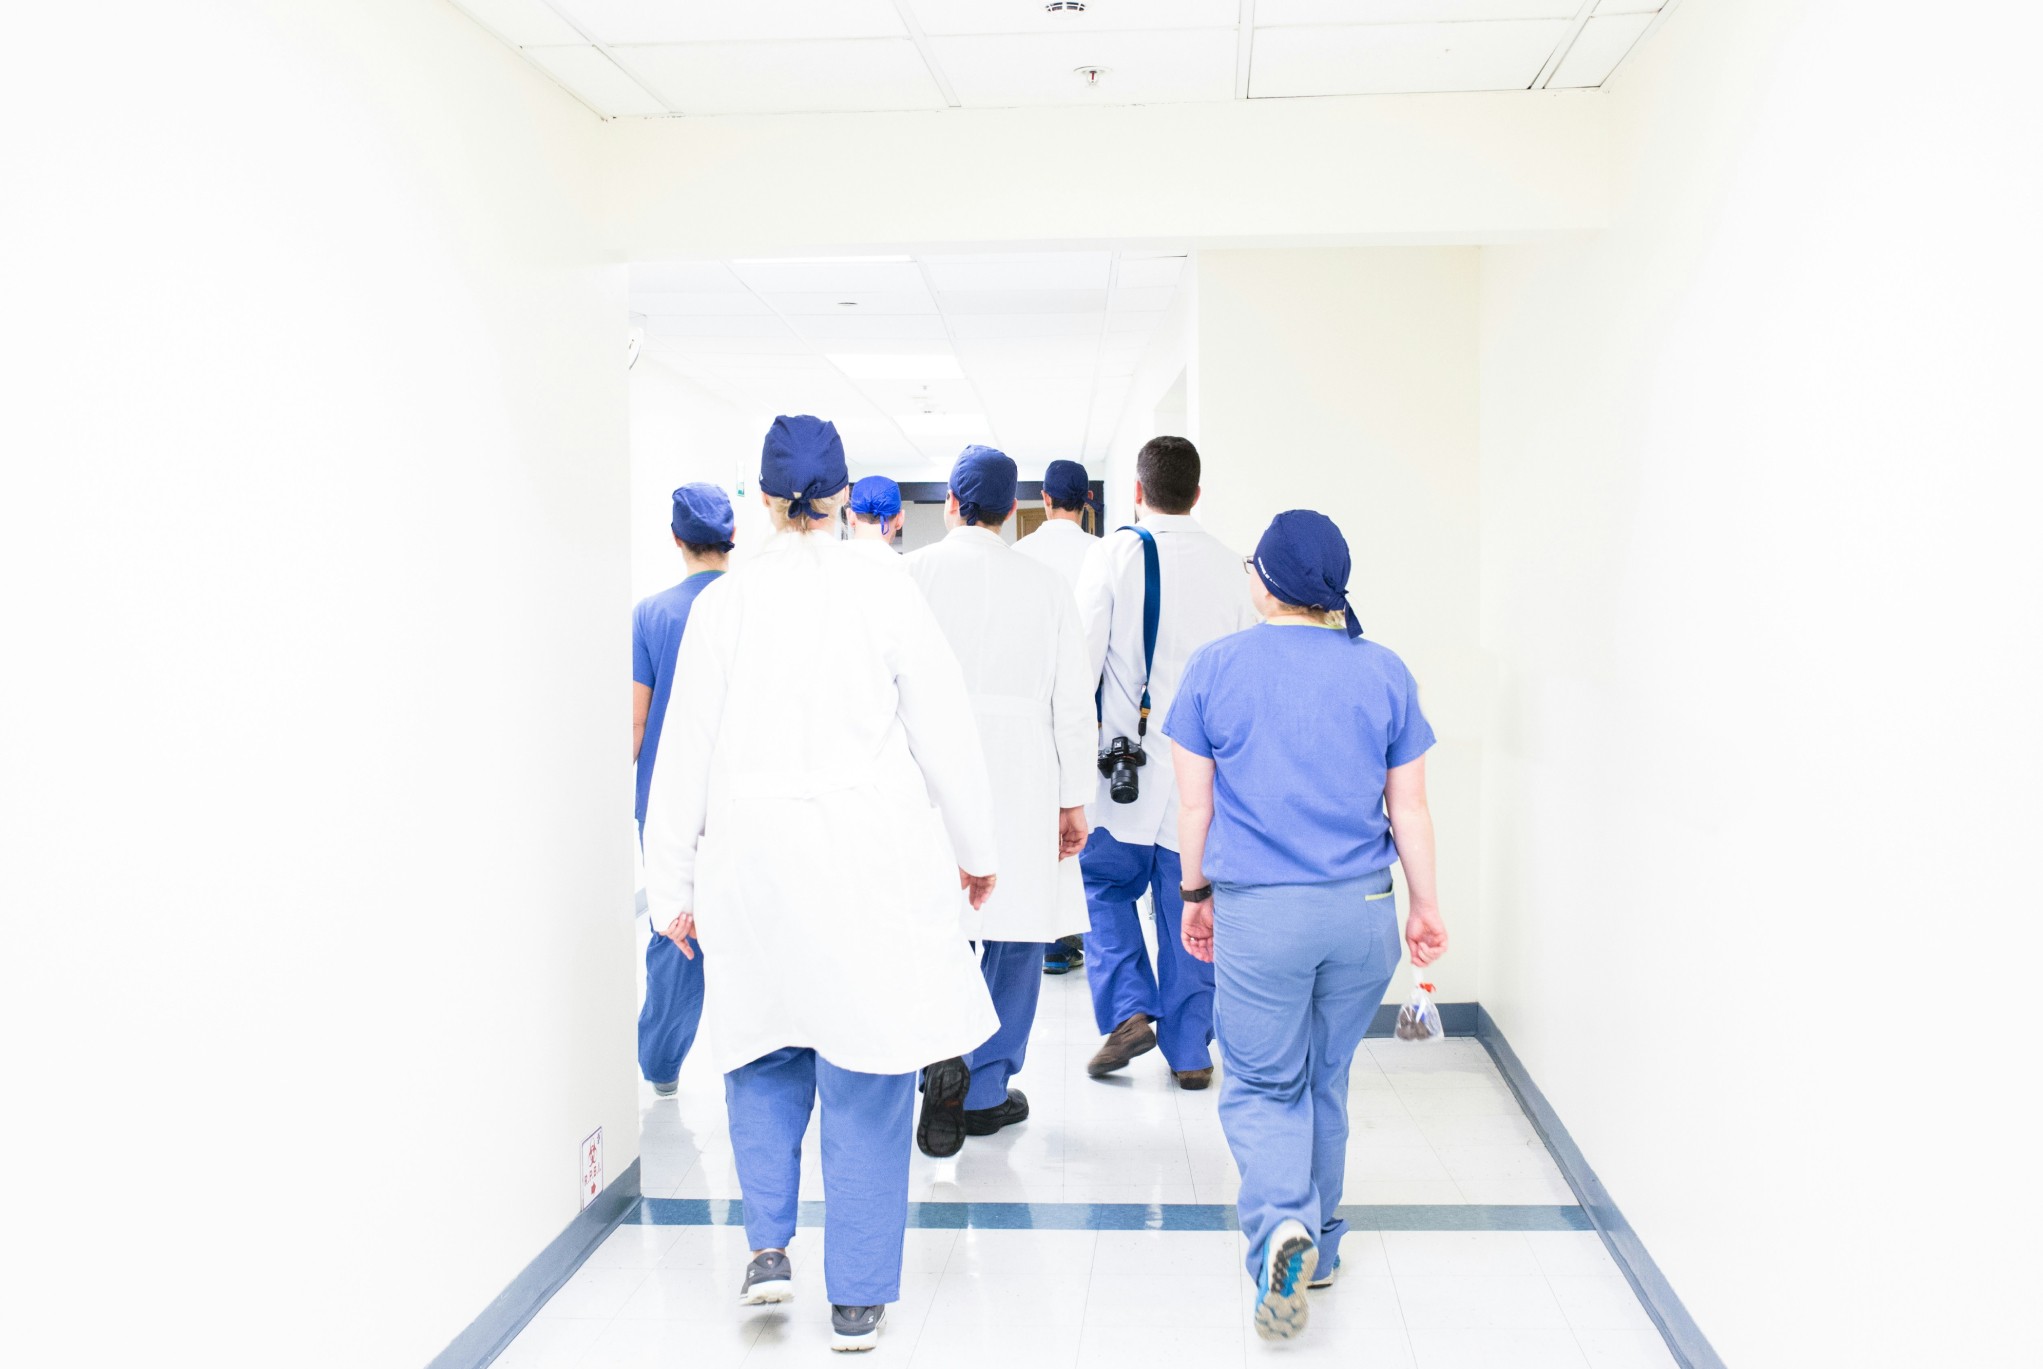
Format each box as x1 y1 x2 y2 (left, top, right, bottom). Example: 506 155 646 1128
1394 978 1443 1043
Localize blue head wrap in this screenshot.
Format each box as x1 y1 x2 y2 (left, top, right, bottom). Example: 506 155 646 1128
1042 459 1091 508
950 445 1018 526
849 475 902 522
760 414 848 521
1252 510 1363 639
670 482 735 545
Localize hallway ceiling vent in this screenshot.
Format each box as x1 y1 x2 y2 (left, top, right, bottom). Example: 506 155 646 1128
1045 3 1087 13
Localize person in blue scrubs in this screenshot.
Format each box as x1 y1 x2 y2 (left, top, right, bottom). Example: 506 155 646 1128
1162 510 1449 1343
631 482 734 1095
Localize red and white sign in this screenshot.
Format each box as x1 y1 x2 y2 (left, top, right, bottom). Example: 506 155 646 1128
580 1127 604 1210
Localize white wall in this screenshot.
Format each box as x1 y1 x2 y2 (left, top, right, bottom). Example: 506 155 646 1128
1192 249 1485 1004
628 358 768 601
1477 1 2041 1362
1 3 636 1364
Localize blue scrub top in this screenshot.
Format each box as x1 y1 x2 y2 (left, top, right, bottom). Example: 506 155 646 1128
632 570 724 829
1163 623 1435 886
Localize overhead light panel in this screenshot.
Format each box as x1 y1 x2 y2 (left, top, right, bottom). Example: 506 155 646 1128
827 353 963 380
896 413 989 437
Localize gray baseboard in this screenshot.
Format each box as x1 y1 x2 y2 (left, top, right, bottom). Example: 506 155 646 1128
428 1158 641 1369
1474 1007 1724 1369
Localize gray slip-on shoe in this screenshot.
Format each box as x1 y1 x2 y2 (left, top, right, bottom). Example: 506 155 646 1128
830 1303 886 1351
738 1249 793 1305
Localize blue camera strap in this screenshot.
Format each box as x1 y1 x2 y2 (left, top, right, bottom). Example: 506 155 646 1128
1095 525 1161 736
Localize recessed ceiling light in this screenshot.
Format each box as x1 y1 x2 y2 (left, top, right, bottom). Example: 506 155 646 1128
1046 2 1087 13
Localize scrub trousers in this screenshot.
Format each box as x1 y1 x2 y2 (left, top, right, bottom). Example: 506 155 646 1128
964 940 1049 1110
1212 869 1401 1280
638 927 703 1086
725 1047 915 1307
1079 829 1215 1071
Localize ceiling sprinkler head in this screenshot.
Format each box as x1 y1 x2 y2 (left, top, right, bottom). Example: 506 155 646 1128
1074 65 1108 88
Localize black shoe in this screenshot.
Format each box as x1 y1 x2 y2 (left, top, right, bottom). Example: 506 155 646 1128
961 1088 1029 1136
1086 1014 1157 1077
1044 935 1086 975
916 1056 971 1158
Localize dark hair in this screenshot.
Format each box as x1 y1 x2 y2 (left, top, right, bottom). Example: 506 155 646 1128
1047 488 1088 513
681 539 734 557
1135 436 1199 514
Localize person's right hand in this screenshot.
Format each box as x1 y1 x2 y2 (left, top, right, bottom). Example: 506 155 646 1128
1180 899 1214 964
1056 806 1089 860
1405 902 1447 967
959 868 998 910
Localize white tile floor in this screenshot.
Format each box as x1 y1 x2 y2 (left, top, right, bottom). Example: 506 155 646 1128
498 970 1673 1368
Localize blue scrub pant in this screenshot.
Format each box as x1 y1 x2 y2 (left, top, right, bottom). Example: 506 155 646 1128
638 927 703 1086
964 940 1049 1110
1079 829 1214 1071
1211 869 1401 1279
724 1047 915 1307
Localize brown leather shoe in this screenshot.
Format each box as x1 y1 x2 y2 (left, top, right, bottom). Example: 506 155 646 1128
1174 1068 1214 1091
1086 1014 1157 1077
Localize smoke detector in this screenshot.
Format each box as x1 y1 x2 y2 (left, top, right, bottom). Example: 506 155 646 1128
1074 65 1108 88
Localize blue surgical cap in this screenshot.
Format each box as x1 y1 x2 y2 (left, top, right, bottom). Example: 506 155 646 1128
849 475 902 521
670 482 734 544
950 445 1018 526
760 414 849 520
1042 459 1091 507
1252 510 1363 639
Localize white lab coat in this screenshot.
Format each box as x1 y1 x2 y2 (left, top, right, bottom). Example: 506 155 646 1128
843 534 905 570
641 531 1000 1075
1075 511 1261 851
904 526 1096 943
1012 517 1097 595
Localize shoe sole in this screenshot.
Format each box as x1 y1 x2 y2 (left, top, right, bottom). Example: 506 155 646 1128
1253 1227 1316 1341
830 1311 885 1352
916 1058 971 1158
960 1101 1029 1137
738 1279 792 1305
1085 1033 1156 1078
1042 963 1072 975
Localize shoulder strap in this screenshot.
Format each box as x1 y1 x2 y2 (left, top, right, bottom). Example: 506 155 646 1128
1094 525 1162 733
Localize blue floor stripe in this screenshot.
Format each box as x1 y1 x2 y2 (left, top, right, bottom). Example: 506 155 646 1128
629 1199 1588 1232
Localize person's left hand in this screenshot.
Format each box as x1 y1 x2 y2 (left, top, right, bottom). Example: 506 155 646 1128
1057 806 1089 860
1181 899 1214 964
663 912 697 958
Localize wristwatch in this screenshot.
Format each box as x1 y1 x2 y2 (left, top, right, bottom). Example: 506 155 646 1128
1180 883 1213 903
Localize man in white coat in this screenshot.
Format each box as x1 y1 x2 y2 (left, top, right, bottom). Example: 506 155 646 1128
1014 457 1100 977
904 445 1096 1158
642 415 1001 1353
846 475 907 566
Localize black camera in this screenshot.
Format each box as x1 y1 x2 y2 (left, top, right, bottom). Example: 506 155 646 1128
1097 736 1147 805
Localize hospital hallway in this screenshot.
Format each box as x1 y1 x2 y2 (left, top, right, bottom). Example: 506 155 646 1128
9 3 2040 1369
502 963 1666 1369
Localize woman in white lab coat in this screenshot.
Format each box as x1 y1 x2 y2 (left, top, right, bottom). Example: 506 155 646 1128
641 414 999 1353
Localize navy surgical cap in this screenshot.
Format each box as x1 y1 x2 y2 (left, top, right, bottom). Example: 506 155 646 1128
760 414 849 520
670 482 734 544
849 475 902 521
1252 510 1364 639
1042 459 1091 507
950 445 1018 526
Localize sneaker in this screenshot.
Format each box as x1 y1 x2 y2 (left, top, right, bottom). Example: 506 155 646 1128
1307 1255 1341 1290
1085 1014 1157 1078
1043 936 1085 975
651 1078 678 1098
738 1249 792 1305
960 1088 1029 1136
1253 1219 1315 1341
916 1056 971 1158
1173 1068 1214 1091
830 1303 886 1352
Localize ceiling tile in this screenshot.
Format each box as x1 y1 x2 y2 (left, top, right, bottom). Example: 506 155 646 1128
643 315 794 340
1105 310 1168 336
632 291 772 316
1249 18 1569 96
1256 1 1579 22
630 261 749 292
854 378 983 412
950 313 1105 340
522 45 669 115
932 28 1237 107
1114 256 1187 289
1109 286 1176 314
730 260 931 294
939 289 1110 315
761 289 939 316
956 339 1099 378
550 0 907 44
923 254 1113 292
787 315 953 342
621 40 945 115
1595 1 1664 13
1550 11 1655 86
907 0 1241 35
450 0 586 47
